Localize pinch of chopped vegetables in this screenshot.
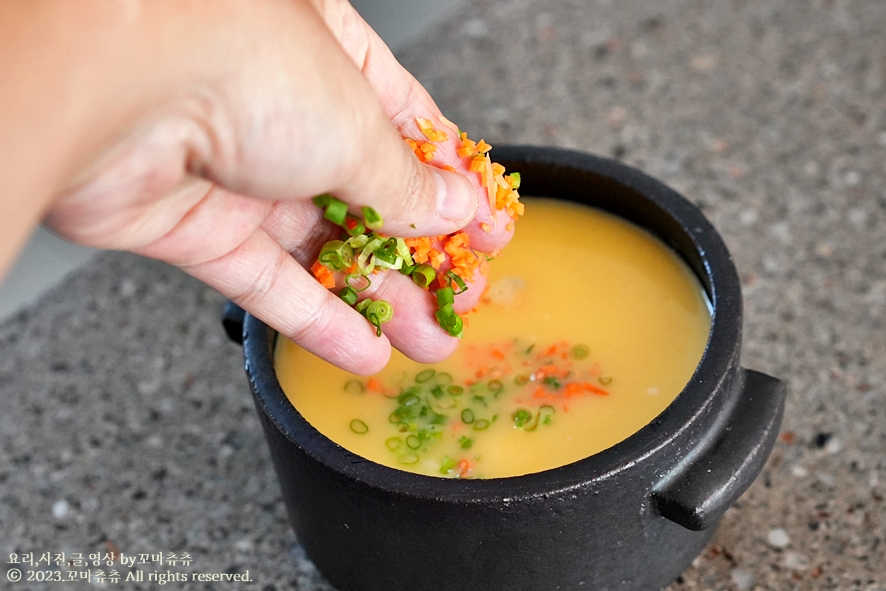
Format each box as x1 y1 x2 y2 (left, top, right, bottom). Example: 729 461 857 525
342 340 611 478
310 119 522 338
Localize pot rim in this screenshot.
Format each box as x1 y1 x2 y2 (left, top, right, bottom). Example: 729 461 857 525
243 146 743 502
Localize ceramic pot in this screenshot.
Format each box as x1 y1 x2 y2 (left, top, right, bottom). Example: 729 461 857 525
223 146 785 591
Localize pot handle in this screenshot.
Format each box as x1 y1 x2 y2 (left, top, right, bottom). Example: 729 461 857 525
222 301 246 346
653 369 785 531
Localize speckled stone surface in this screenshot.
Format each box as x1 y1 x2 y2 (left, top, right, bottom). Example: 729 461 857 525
2 0 884 589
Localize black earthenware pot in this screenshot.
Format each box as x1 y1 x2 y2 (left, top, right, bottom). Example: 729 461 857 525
224 146 785 591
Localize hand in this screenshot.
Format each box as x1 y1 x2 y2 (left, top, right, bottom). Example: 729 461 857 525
2 0 513 374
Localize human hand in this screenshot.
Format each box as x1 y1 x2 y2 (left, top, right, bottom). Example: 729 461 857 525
5 0 513 373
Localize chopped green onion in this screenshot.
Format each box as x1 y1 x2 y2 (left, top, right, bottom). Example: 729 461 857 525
599 376 613 385
399 452 419 465
313 194 333 208
543 376 561 389
345 215 366 236
539 405 555 425
372 238 399 265
345 273 371 292
399 262 417 276
460 409 475 424
440 457 457 474
318 240 353 270
415 369 436 383
488 379 504 395
430 385 444 398
571 344 590 359
435 372 453 385
349 419 369 434
339 286 358 306
434 304 464 337
354 298 371 314
397 390 421 407
445 271 468 294
448 385 464 395
406 435 421 450
514 374 530 385
344 379 364 394
512 408 532 428
366 300 394 336
388 412 402 424
385 437 402 450
459 436 474 449
367 299 394 323
362 206 383 230
411 264 436 288
323 198 348 226
472 419 490 431
507 172 521 189
436 286 455 308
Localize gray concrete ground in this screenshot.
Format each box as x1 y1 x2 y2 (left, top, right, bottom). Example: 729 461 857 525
2 0 885 590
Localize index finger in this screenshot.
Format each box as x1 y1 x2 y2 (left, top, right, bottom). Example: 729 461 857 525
320 0 517 254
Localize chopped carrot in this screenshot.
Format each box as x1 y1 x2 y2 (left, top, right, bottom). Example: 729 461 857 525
458 458 472 477
366 378 383 392
416 117 448 142
311 260 335 289
564 383 584 398
581 383 610 396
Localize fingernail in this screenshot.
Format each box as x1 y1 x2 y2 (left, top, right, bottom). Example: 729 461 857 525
433 168 477 222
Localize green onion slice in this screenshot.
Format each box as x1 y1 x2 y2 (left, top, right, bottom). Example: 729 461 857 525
323 199 348 226
439 457 457 474
312 194 333 208
445 271 468 294
411 264 436 288
344 379 364 394
415 369 436 383
571 344 590 359
512 408 532 428
345 273 371 292
349 419 369 434
345 215 366 236
362 206 383 230
354 298 371 315
339 286 358 306
367 300 394 322
472 419 490 431
436 286 455 308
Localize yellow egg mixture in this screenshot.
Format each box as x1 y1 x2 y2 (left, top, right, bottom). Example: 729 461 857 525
275 199 711 478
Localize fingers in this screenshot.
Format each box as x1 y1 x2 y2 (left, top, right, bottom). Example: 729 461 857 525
182 224 393 375
318 0 515 255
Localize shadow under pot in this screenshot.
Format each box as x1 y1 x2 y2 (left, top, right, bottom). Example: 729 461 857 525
224 146 785 591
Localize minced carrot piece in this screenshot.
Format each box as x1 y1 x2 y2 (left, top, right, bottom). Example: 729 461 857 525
581 383 610 396
428 249 446 269
366 378 383 392
416 117 448 142
564 383 584 398
458 458 472 477
311 260 335 289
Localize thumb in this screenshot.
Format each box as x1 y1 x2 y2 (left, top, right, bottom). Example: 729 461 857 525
332 132 479 238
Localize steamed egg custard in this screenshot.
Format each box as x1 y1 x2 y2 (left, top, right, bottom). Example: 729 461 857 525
275 199 711 478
